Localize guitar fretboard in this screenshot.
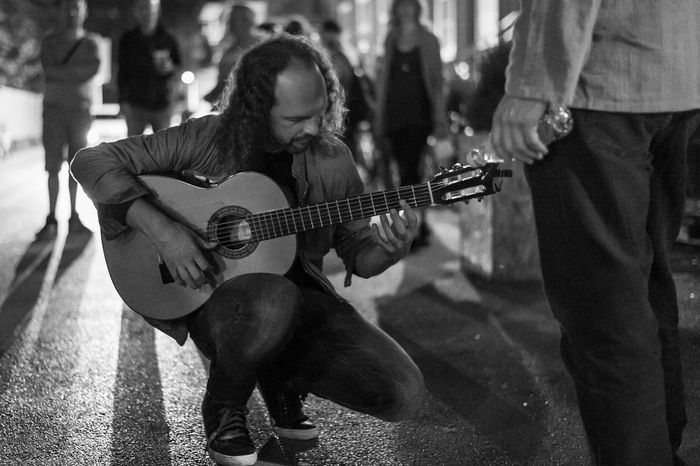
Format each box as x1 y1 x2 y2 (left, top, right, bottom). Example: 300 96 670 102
248 182 434 241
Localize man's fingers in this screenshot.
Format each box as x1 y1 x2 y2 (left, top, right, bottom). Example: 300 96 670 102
169 266 186 287
371 223 391 251
399 200 418 231
196 235 219 250
174 266 197 289
389 210 407 236
380 212 398 244
524 126 548 156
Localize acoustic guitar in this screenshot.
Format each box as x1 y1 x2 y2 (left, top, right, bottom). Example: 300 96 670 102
102 163 511 319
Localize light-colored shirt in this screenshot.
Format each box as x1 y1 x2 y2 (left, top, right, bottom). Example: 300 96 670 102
506 0 700 113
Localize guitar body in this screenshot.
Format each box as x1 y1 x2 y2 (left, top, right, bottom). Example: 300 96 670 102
102 172 297 319
101 162 513 319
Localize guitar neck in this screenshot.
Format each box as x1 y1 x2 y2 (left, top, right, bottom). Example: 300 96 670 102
249 182 434 241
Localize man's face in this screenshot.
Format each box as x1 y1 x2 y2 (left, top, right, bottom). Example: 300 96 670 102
268 62 328 154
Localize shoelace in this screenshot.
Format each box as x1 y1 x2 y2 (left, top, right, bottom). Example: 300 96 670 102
206 408 248 448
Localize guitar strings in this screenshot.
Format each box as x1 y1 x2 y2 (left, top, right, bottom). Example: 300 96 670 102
199 183 437 248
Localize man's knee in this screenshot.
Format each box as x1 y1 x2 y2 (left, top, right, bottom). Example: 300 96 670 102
374 364 425 422
246 274 302 328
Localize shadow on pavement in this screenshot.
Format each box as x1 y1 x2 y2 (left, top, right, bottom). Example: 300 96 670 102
110 307 172 465
0 230 95 357
0 237 56 356
377 283 552 463
53 229 94 287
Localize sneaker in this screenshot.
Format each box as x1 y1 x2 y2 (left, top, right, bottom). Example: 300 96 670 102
35 216 58 240
202 394 257 466
68 215 91 234
266 391 319 441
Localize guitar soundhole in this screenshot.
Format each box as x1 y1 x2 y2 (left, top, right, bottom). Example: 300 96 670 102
208 206 258 259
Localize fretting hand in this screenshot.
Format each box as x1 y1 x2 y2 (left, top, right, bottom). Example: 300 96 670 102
370 199 419 262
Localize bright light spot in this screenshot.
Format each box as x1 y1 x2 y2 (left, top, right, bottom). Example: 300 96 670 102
357 39 370 54
337 1 353 15
454 61 471 80
464 126 475 137
181 71 195 84
87 127 99 146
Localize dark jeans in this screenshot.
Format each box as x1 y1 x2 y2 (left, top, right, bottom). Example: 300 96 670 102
186 273 424 421
525 109 700 465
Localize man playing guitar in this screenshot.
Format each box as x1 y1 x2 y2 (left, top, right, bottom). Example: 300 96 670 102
72 34 425 466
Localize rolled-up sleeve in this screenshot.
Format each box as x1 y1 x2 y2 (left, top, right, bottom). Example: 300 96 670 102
505 0 601 105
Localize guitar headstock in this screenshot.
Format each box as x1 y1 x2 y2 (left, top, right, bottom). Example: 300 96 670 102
430 163 512 205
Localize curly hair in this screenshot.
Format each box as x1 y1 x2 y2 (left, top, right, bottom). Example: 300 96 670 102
215 33 346 172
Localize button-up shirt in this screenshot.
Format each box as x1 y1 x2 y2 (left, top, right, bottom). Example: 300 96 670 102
506 0 700 112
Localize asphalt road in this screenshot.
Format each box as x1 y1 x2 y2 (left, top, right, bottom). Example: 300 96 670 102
1 141 699 465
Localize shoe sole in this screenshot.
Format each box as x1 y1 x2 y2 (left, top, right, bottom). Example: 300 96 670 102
208 448 257 466
273 425 319 440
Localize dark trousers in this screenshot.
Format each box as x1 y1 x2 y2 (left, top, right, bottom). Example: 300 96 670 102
186 273 424 421
386 125 432 186
525 109 700 465
123 103 173 136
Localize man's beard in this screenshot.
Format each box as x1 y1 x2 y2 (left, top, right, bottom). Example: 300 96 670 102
272 132 319 154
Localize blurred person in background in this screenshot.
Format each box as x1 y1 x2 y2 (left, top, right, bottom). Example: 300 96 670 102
204 3 264 109
491 1 700 464
374 0 447 250
283 14 315 38
37 0 100 239
118 0 181 136
257 21 280 36
319 19 373 180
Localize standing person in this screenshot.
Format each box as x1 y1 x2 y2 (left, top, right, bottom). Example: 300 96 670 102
118 0 181 136
37 0 100 239
319 19 372 177
374 0 446 249
71 34 424 466
490 1 700 464
203 4 264 108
